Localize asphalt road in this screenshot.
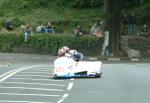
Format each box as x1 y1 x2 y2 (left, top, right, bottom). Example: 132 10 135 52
0 53 150 103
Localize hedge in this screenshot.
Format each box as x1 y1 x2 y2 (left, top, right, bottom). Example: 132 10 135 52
0 33 103 56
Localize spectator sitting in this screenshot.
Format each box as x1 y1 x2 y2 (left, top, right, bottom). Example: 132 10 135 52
5 20 13 31
45 22 55 34
73 25 83 36
140 24 149 37
36 24 45 33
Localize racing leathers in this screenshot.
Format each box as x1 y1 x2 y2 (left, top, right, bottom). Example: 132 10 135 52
66 50 83 62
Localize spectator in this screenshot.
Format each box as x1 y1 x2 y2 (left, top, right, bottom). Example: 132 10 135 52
121 13 128 35
101 31 110 56
36 24 45 33
140 24 149 37
90 23 103 38
73 25 83 37
24 24 33 42
5 20 13 31
128 12 137 35
45 22 55 34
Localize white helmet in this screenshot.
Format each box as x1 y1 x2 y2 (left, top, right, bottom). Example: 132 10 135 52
58 48 65 57
62 46 70 53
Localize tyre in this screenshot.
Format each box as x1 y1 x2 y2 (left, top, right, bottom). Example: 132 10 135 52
95 73 102 78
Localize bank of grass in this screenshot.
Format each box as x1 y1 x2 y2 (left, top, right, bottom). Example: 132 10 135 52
0 0 103 34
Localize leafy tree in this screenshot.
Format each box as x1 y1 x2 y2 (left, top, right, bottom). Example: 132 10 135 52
103 0 122 56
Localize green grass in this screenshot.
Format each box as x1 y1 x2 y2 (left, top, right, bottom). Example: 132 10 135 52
0 0 103 34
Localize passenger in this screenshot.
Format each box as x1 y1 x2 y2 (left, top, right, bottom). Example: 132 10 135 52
62 46 83 62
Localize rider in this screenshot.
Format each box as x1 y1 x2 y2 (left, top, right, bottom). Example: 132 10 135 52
58 48 66 57
55 48 75 69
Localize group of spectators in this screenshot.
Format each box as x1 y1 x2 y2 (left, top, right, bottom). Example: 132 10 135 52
121 11 149 37
21 21 55 42
2 20 55 42
73 20 105 38
36 22 54 34
2 15 149 42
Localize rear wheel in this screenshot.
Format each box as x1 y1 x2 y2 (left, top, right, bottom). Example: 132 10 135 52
95 73 102 78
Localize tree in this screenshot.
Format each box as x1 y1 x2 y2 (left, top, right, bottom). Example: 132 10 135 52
103 0 122 56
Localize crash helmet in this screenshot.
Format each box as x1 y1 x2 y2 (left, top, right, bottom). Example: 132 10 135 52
58 48 65 57
62 46 70 53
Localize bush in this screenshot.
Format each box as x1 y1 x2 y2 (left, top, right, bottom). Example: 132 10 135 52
56 0 103 8
0 34 103 56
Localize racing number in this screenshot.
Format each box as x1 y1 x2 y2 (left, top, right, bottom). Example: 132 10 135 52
55 67 65 72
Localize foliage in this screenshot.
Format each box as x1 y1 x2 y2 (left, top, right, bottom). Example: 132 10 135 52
0 34 103 56
18 0 49 9
56 0 103 8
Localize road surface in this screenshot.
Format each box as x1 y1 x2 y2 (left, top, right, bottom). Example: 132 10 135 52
0 53 150 103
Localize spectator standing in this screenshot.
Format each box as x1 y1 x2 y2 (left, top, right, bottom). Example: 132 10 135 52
101 31 110 56
128 12 137 35
24 24 32 42
121 13 128 35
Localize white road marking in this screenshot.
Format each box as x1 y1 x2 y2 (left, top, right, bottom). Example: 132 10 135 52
0 93 60 97
10 78 64 81
0 65 72 103
0 70 15 79
19 72 50 74
14 75 52 78
57 94 69 103
31 68 53 70
29 70 53 72
0 70 23 83
4 57 14 59
57 78 74 103
70 78 74 81
31 57 41 59
67 82 73 90
88 91 104 93
0 100 52 103
0 65 43 83
3 82 66 86
0 86 65 91
19 57 28 59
